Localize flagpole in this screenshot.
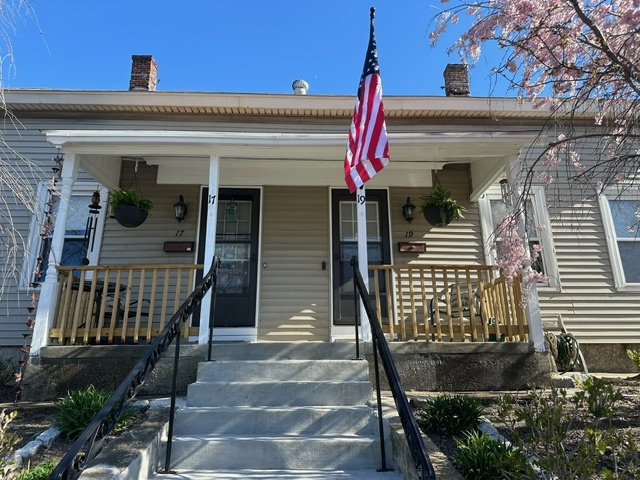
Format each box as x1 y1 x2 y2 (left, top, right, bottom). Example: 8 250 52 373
357 185 371 342
344 6 388 343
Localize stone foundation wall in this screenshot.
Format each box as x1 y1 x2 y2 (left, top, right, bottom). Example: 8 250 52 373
21 342 554 401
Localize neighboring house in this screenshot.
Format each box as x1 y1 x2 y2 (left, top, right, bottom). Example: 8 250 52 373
1 56 638 372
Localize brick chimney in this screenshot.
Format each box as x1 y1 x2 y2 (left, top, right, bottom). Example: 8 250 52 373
443 64 470 97
129 55 158 91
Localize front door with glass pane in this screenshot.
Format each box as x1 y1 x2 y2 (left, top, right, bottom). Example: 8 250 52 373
331 190 391 325
197 188 260 327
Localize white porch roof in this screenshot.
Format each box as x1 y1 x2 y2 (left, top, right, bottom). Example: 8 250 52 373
44 129 540 197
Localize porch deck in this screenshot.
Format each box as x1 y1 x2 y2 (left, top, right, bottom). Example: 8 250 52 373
49 264 527 345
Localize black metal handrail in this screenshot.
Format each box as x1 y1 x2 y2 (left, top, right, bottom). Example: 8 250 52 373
49 256 220 480
351 257 436 480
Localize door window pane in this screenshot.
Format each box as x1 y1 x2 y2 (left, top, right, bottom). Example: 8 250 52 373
217 200 252 240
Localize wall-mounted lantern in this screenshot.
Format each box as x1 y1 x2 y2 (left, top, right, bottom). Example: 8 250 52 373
402 197 416 223
174 195 188 222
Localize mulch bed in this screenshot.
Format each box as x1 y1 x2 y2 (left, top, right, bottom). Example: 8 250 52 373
417 376 640 478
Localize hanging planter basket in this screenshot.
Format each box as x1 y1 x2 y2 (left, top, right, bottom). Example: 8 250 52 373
114 205 149 228
108 186 153 229
419 184 466 228
422 206 455 227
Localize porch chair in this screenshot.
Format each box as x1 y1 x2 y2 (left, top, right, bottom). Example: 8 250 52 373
429 284 484 341
103 292 151 340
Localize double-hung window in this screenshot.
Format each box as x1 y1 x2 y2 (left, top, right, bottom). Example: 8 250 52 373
479 184 559 290
21 183 107 288
599 190 640 290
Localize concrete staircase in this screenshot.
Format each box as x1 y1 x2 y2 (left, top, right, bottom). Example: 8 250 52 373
150 343 404 479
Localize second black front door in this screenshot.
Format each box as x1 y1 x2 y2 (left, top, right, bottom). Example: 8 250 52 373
331 189 391 325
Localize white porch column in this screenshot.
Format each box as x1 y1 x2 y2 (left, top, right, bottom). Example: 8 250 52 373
198 154 220 344
31 153 79 355
506 155 545 352
356 187 371 342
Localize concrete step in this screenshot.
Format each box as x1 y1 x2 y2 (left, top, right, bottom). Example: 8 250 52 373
150 468 404 479
196 359 369 382
166 435 385 470
186 381 373 407
208 342 358 361
157 347 393 478
173 405 377 436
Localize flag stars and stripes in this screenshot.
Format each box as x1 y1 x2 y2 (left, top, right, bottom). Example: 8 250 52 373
344 7 389 194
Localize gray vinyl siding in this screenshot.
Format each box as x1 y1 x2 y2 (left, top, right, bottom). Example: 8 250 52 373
0 120 99 345
258 187 330 341
478 134 640 343
526 136 640 343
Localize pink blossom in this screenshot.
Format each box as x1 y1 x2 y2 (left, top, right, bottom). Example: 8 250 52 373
492 214 548 305
536 172 554 184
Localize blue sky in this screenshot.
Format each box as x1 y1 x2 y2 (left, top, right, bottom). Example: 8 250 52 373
5 1 506 97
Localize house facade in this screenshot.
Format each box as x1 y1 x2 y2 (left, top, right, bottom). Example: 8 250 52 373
2 57 638 371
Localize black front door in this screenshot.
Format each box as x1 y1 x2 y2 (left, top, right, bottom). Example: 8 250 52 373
197 188 260 327
331 189 391 325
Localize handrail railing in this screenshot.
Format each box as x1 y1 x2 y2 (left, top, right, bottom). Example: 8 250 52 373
49 256 220 480
52 264 204 345
351 257 436 480
368 264 528 343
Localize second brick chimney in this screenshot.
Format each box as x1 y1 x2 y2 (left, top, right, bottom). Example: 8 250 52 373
129 55 158 91
443 64 470 97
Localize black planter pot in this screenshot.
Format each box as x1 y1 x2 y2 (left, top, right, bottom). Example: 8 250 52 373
114 205 149 228
422 206 454 227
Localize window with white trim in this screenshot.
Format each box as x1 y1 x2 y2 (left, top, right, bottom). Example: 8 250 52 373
21 183 107 288
479 184 560 289
599 190 640 290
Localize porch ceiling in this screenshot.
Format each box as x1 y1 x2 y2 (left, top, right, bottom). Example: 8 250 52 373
45 129 540 187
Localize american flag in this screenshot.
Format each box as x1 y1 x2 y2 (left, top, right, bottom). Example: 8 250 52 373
344 7 389 194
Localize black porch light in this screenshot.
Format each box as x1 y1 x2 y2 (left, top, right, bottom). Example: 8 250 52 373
173 195 188 222
402 197 416 223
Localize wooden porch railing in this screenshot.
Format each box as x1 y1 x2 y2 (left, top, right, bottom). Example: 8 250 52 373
51 264 204 345
369 264 528 343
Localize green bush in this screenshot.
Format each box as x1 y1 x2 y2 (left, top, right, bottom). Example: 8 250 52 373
454 430 534 480
498 385 638 478
576 375 622 419
417 393 484 436
15 460 56 480
628 349 640 370
53 385 136 440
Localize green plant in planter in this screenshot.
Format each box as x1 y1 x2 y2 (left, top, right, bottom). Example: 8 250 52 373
108 189 153 228
108 188 153 213
419 185 466 226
